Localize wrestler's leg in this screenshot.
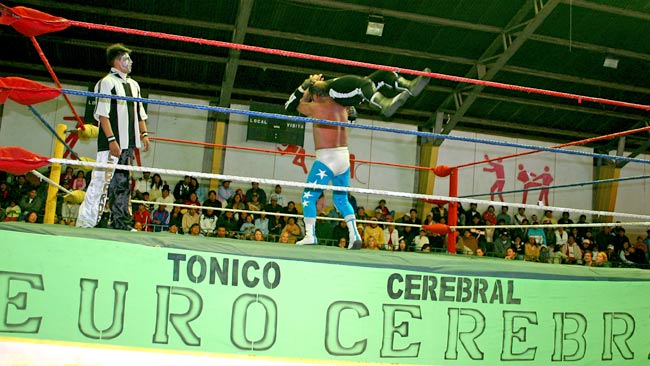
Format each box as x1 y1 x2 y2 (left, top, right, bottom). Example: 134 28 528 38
296 160 331 245
76 150 110 228
332 170 362 249
109 148 134 231
326 74 410 118
367 69 430 97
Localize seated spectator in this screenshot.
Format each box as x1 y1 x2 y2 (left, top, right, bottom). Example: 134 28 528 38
252 228 265 242
247 193 264 212
60 167 75 187
168 224 180 234
482 205 497 226
268 185 286 207
560 235 582 264
363 218 385 247
0 181 11 209
185 192 201 208
133 203 151 231
413 229 430 252
25 211 39 223
188 223 202 236
458 229 478 255
72 170 87 191
216 210 238 238
19 188 43 219
595 251 610 267
133 221 144 231
583 251 594 267
375 199 394 218
229 193 246 220
268 213 284 237
60 197 80 226
278 231 291 244
254 211 270 236
265 195 283 213
199 208 218 236
524 236 540 262
337 237 348 248
155 185 175 212
281 217 301 243
283 201 299 216
366 236 379 250
475 247 485 257
182 207 200 234
240 214 256 239
384 222 399 251
169 205 184 234
215 226 228 238
356 206 370 222
148 173 165 202
396 239 408 252
332 220 349 244
202 190 222 217
504 247 517 260
151 204 170 232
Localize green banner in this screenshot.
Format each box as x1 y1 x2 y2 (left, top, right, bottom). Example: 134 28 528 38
2 231 650 365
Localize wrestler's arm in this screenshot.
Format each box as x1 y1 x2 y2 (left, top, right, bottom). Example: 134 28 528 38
285 74 324 113
284 78 312 113
296 89 314 116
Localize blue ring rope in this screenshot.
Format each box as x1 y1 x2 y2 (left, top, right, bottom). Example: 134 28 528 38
60 89 650 166
28 105 80 160
461 174 650 199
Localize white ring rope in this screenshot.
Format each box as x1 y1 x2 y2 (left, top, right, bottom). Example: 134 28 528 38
132 198 650 231
50 158 650 222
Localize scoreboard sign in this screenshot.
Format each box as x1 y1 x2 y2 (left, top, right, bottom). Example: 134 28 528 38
247 102 305 146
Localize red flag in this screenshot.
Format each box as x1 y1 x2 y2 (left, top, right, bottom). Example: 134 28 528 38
0 77 61 105
0 146 51 175
0 4 70 37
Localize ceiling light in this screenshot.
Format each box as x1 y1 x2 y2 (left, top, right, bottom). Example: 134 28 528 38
366 15 384 37
603 56 619 69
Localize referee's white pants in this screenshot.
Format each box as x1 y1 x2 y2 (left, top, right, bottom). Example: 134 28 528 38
76 151 113 228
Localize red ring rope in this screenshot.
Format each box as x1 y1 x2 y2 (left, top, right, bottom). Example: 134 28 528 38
68 20 650 112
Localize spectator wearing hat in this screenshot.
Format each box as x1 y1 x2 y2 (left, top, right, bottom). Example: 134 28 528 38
493 230 511 258
363 217 385 247
265 195 283 213
375 199 394 218
155 185 175 212
269 185 286 207
605 244 619 266
245 182 267 206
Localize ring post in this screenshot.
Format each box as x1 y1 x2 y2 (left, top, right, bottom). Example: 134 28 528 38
44 124 66 224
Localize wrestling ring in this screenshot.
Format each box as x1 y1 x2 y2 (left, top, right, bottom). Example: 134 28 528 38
0 4 650 366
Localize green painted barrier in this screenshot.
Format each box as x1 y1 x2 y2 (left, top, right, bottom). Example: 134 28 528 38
2 230 649 365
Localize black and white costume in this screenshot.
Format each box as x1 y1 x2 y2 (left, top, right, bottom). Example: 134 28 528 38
76 67 147 229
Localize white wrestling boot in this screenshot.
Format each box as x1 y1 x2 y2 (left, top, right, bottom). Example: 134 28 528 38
370 91 410 118
398 67 431 97
296 235 317 245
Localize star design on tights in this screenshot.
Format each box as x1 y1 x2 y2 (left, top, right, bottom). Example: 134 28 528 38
316 169 328 180
302 190 313 208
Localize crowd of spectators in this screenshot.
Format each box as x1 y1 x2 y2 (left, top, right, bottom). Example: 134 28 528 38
1 169 649 269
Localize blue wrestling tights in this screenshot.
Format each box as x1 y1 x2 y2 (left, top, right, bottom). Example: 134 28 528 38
301 161 360 244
